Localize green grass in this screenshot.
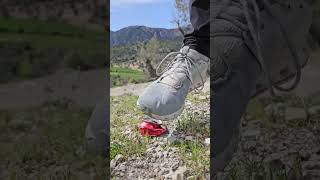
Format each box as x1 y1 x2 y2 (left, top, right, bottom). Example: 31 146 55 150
110 95 148 159
173 100 210 178
0 18 106 50
175 111 210 137
172 141 209 178
0 103 109 180
110 67 146 87
0 18 107 83
225 153 303 180
110 67 144 77
187 91 209 104
0 18 104 37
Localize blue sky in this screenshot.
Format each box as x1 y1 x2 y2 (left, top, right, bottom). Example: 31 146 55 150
110 0 177 31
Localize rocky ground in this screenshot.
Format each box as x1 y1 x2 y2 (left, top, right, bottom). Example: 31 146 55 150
218 96 320 180
111 85 320 180
110 93 210 180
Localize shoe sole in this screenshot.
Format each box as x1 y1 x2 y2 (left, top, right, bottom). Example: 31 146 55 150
137 101 185 120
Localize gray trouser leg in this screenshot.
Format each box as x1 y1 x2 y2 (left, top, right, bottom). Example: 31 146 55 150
211 36 261 175
85 97 109 156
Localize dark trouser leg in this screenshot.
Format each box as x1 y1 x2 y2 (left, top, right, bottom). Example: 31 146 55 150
211 36 261 176
180 0 261 176
184 0 210 57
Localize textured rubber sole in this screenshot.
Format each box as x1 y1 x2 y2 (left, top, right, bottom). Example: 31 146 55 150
137 101 185 120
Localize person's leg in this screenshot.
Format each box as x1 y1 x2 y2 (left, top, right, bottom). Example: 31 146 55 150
85 97 109 156
210 35 261 175
184 0 210 57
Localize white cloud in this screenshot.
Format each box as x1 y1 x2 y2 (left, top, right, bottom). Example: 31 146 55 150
111 0 170 7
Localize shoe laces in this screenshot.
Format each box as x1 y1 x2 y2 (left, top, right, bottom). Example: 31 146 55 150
212 0 303 95
156 50 205 92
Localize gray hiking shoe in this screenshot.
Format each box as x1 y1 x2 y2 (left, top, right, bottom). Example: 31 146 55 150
137 46 210 120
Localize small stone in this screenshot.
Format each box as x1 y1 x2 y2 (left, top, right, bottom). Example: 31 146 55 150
264 103 286 117
309 105 320 115
171 161 180 171
185 136 193 141
243 141 257 150
303 161 320 170
115 154 124 163
154 168 160 174
75 145 85 157
163 151 168 158
205 150 210 156
171 166 187 180
205 138 210 146
167 134 179 144
242 129 260 140
118 164 126 171
110 159 117 170
155 146 163 152
157 152 164 158
199 96 207 100
159 168 170 175
146 147 154 153
300 151 311 161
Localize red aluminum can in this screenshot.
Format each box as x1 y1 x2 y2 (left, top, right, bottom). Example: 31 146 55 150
139 120 167 137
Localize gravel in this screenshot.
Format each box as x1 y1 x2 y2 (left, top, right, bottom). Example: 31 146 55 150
111 98 210 179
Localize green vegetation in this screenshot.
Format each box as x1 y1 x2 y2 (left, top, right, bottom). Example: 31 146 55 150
0 18 107 83
110 67 146 87
173 109 210 178
0 102 109 180
110 95 147 159
111 39 181 67
110 38 181 86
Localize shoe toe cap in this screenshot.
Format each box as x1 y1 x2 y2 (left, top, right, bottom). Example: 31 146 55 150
137 82 189 117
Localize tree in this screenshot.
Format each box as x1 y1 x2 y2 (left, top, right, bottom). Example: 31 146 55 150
172 0 190 36
137 37 161 79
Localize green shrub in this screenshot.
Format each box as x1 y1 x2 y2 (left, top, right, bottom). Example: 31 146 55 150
15 59 33 77
65 52 107 71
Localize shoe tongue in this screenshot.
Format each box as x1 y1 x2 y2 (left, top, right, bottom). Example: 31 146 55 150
158 56 189 88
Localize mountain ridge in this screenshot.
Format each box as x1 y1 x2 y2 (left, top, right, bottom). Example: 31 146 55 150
111 25 187 46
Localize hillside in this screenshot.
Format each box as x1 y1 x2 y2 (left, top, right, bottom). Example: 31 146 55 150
111 40 181 64
111 26 184 46
0 0 106 31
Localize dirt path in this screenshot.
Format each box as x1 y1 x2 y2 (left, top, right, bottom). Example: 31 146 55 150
0 69 107 109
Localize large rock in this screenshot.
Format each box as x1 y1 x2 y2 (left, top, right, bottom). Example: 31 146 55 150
242 128 261 141
264 103 286 118
170 166 188 180
285 107 307 121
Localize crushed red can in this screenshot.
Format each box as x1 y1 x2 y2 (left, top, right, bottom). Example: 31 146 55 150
139 120 167 137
